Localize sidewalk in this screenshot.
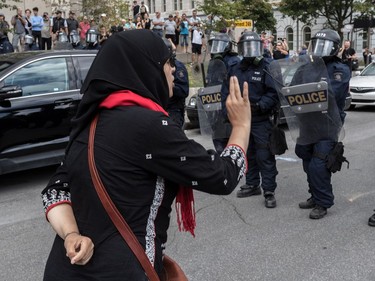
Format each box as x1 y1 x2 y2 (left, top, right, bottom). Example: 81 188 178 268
175 49 211 65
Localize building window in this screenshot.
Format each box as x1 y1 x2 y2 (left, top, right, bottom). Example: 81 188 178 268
286 27 293 50
147 0 151 13
179 0 183 9
362 30 368 49
163 0 166 12
191 0 195 9
303 26 311 47
174 0 178 10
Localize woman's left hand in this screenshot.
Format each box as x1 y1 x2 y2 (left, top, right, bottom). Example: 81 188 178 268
64 233 94 265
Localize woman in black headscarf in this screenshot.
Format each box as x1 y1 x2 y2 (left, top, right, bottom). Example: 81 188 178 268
42 29 251 280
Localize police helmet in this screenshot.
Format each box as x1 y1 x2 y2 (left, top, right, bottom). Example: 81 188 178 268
86 29 98 43
69 30 80 45
237 31 263 58
208 32 232 55
308 29 341 57
57 31 68 43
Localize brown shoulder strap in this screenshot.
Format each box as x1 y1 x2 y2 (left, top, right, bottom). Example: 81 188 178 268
88 114 160 281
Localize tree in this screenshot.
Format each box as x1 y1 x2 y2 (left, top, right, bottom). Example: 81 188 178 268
198 0 276 33
82 0 129 27
0 0 20 11
279 0 375 38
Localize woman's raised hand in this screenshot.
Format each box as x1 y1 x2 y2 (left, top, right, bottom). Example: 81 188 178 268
226 76 251 129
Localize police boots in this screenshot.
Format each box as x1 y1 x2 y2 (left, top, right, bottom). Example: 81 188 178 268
309 205 327 219
298 197 316 209
236 184 262 198
264 191 276 208
368 211 375 227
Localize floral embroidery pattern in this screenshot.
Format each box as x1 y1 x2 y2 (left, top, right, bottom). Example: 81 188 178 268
41 189 71 213
145 176 165 266
221 145 247 181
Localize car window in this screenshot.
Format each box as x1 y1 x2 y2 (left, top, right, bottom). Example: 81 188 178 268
73 56 95 88
3 57 69 96
361 64 375 76
76 57 94 80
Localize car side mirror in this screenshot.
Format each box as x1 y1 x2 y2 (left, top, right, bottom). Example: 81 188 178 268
0 85 23 100
353 70 361 77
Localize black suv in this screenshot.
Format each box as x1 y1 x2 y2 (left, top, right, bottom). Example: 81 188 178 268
0 50 97 175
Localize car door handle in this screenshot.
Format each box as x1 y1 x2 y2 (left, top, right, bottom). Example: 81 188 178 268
54 98 74 105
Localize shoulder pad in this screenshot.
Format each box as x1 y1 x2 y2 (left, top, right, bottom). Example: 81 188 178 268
331 61 351 73
227 58 240 67
262 57 273 65
175 59 184 68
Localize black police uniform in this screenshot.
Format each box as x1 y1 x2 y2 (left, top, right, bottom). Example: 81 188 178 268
294 56 350 210
167 59 189 129
221 56 279 195
211 53 240 154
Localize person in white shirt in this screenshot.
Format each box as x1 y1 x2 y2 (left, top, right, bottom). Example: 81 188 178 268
189 9 201 42
151 11 164 37
191 24 205 70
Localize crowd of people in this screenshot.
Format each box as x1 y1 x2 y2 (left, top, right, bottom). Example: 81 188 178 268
1 3 374 71
0 4 210 63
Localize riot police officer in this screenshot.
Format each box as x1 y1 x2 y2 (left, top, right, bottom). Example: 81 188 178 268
221 31 279 208
207 32 240 154
208 32 238 67
295 29 350 219
85 28 100 50
164 38 189 129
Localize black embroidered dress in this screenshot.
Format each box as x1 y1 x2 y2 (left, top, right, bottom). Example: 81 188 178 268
41 30 247 280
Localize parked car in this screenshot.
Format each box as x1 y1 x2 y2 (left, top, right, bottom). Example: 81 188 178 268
186 93 199 127
349 61 375 109
0 50 97 175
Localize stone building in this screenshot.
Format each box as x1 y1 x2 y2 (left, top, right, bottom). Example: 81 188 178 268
269 0 374 61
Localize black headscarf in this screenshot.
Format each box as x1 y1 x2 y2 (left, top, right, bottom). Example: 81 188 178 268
67 29 171 152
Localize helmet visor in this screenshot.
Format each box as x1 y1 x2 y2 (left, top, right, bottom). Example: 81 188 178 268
209 40 229 54
238 41 263 57
86 31 98 43
308 38 336 57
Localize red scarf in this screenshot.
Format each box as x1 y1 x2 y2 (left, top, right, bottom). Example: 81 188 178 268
100 90 196 237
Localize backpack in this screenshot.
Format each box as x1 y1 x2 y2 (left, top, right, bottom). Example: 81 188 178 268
180 21 185 29
140 5 146 13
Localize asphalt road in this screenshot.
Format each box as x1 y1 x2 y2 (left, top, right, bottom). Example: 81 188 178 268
1 106 375 281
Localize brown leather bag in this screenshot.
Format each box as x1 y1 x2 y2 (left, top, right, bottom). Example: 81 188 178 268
161 255 188 281
88 114 188 281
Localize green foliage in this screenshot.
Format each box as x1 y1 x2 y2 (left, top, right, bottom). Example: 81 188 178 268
241 0 276 32
198 0 275 33
279 0 375 36
198 0 238 20
81 0 129 27
0 0 19 11
354 0 375 17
